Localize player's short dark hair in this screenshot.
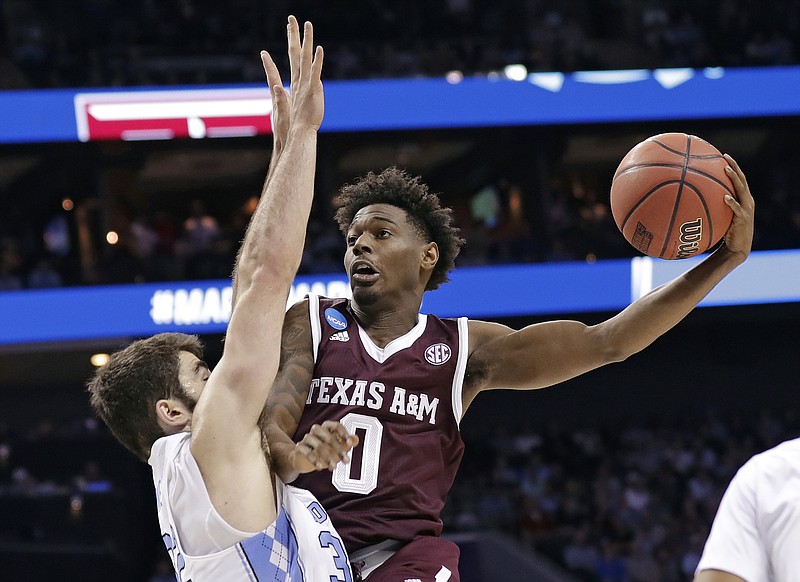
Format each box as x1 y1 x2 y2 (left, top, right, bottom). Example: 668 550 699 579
334 166 465 290
87 333 203 461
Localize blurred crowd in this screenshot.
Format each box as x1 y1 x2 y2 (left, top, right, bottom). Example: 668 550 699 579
2 155 800 291
2 0 800 290
1 0 797 90
444 407 799 581
2 404 797 581
0 173 630 290
1 1 799 291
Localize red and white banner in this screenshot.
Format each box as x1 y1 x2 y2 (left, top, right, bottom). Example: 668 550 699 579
74 88 273 142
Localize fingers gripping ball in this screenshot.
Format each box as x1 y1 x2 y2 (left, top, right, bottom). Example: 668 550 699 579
610 133 735 260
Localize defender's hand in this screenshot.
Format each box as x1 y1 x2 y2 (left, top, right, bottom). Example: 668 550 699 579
260 49 289 155
286 16 324 131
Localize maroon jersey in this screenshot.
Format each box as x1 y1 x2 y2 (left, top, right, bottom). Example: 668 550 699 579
291 294 467 553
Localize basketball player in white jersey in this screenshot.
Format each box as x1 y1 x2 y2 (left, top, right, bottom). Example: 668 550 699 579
695 436 800 582
88 17 356 581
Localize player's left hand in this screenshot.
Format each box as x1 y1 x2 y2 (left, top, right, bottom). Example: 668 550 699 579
292 420 359 473
720 153 755 261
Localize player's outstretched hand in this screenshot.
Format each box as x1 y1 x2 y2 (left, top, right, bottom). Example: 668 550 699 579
721 153 755 262
260 15 323 154
260 48 288 155
293 420 359 473
286 15 324 131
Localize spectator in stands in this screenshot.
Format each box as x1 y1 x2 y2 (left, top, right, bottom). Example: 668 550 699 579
2 0 798 90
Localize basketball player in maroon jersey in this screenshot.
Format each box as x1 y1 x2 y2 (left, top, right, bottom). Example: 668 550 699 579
265 158 755 581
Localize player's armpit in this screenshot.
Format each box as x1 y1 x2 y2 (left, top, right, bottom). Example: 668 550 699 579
694 569 749 582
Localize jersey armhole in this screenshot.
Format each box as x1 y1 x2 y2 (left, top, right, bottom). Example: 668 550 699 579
307 293 321 363
451 317 469 428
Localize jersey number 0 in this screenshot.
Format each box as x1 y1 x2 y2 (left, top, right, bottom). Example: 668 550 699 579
332 413 383 494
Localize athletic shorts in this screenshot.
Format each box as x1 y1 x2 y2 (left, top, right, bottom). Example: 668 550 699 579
362 536 460 582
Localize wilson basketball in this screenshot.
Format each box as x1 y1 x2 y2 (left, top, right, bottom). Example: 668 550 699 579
610 133 734 260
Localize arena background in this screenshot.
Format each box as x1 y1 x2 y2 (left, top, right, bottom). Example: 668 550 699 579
1 2 800 581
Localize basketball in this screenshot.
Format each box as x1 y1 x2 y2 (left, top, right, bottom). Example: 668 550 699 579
610 133 735 260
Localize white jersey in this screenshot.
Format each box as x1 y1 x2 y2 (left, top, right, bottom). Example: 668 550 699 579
696 437 800 582
149 433 353 582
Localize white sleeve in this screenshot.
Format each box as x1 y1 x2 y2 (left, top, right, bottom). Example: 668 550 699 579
695 459 769 582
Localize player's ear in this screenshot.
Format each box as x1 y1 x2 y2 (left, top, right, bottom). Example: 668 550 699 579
155 399 192 434
421 242 439 273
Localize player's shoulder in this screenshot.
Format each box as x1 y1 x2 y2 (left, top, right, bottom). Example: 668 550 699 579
284 296 313 326
428 313 467 326
465 318 498 332
291 293 348 313
466 318 512 347
287 295 310 313
148 432 191 468
752 437 800 467
736 437 800 483
152 431 190 451
769 436 800 452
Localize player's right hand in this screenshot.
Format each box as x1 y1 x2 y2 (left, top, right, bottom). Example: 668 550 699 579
260 49 288 155
286 16 324 131
260 15 324 155
292 420 359 473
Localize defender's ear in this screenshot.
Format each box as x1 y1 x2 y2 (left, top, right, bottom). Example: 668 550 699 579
155 398 192 434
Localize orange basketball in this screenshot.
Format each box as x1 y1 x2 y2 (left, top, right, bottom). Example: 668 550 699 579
610 133 735 260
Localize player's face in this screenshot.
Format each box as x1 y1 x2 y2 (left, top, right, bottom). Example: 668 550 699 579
176 350 210 404
344 203 430 304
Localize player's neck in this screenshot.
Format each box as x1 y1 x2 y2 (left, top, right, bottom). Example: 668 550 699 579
350 301 420 348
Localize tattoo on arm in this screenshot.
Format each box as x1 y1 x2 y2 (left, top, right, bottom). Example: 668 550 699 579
273 317 314 424
261 303 314 473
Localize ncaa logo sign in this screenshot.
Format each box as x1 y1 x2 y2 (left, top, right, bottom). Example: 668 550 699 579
325 308 348 331
425 343 451 366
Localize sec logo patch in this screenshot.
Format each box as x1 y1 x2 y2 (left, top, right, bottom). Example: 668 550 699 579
424 343 451 365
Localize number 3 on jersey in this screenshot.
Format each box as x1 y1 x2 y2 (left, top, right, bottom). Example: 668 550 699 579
333 413 383 494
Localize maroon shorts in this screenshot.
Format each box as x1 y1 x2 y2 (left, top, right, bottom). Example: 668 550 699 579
362 536 461 582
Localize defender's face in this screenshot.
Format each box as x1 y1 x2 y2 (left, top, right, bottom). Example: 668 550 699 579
177 350 210 403
344 204 430 304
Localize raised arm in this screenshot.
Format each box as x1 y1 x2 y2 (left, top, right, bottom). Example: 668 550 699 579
463 154 754 411
231 23 297 303
189 16 324 530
